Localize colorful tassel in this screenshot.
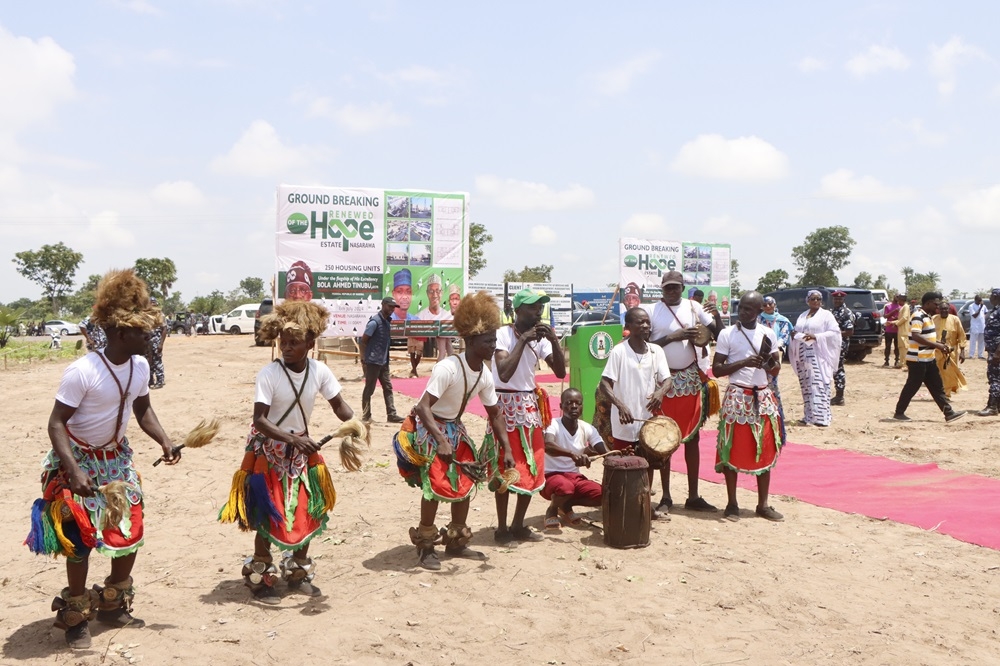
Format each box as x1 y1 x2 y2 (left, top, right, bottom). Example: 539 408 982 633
218 470 248 525
63 496 97 548
707 379 721 417
535 387 552 429
26 499 49 554
313 463 336 515
48 500 77 558
246 473 282 529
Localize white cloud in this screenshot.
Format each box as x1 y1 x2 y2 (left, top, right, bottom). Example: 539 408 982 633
845 45 910 79
151 180 205 206
305 99 408 133
622 213 668 236
797 57 827 73
83 211 135 248
210 120 316 178
0 26 76 133
929 36 989 96
592 50 660 96
529 225 557 246
475 175 596 211
702 214 756 237
893 118 947 146
953 185 1000 229
670 134 788 181
817 169 915 203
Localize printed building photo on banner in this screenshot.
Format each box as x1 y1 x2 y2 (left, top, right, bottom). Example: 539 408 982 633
618 236 732 314
276 185 469 337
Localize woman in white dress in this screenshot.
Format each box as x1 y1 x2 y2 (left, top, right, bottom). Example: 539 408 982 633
790 290 842 426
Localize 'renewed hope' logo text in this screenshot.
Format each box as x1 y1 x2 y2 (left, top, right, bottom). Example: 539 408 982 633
286 211 377 251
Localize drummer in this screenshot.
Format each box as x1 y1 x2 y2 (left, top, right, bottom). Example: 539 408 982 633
647 270 722 516
712 291 785 522
540 388 610 530
600 307 672 517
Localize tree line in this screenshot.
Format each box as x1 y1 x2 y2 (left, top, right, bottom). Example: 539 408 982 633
6 242 268 321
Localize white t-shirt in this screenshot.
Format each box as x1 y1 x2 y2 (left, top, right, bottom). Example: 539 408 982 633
255 359 342 434
715 324 777 388
647 299 713 369
57 352 151 450
544 417 603 474
493 324 553 391
424 353 499 420
417 307 449 321
601 341 671 441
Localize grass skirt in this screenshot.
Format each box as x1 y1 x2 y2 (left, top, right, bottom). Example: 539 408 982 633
25 439 144 559
218 427 336 550
394 414 480 503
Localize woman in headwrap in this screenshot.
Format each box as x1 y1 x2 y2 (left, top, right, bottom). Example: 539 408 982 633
789 290 841 426
759 296 793 440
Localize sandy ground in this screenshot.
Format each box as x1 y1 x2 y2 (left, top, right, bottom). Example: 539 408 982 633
2 335 999 666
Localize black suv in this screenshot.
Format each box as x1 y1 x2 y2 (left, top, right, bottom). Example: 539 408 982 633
764 286 883 361
254 297 274 346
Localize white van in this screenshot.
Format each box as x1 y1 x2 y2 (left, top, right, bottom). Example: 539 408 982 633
870 289 889 303
222 303 259 334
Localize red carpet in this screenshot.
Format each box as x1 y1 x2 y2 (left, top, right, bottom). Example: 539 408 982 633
391 375 1000 551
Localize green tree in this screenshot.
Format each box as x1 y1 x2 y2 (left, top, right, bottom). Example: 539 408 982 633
901 266 915 289
503 264 554 283
12 242 84 315
852 271 873 289
240 277 265 300
948 289 962 300
0 306 24 348
873 274 889 290
469 222 492 278
163 292 184 316
790 226 856 287
730 259 741 295
188 290 227 315
64 274 103 320
756 269 790 293
133 258 178 299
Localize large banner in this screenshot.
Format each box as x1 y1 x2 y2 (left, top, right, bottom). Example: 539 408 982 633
619 237 733 321
276 185 469 337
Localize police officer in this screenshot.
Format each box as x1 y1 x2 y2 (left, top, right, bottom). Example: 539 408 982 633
830 290 854 406
976 289 1000 417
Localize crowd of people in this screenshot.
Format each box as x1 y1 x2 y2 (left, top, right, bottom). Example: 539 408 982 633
24 266 1000 650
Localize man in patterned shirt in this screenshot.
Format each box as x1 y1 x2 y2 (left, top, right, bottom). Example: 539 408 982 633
976 289 1000 417
893 291 964 423
830 290 854 406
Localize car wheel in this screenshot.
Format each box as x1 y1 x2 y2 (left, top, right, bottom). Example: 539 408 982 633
230 326 241 335
61 329 69 336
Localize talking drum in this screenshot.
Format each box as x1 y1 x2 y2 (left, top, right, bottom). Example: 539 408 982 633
637 415 682 464
693 323 713 347
601 455 651 549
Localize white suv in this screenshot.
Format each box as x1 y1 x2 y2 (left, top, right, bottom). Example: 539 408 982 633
222 304 259 334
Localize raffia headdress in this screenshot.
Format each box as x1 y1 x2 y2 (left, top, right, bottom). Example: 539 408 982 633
256 300 330 343
91 269 164 330
453 291 502 338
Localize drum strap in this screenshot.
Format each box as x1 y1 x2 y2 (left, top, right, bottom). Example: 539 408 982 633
665 301 699 363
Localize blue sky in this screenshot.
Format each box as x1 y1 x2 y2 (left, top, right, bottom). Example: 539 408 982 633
3 1 1000 304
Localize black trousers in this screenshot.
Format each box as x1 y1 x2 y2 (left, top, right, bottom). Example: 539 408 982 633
895 361 952 415
361 362 397 419
884 333 899 363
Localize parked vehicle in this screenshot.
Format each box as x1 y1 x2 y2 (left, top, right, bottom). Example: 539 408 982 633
764 287 883 361
222 303 260 334
200 315 225 334
254 297 274 346
570 300 616 333
43 320 81 336
169 312 193 335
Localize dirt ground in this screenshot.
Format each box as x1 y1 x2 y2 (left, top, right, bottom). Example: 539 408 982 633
2 335 998 665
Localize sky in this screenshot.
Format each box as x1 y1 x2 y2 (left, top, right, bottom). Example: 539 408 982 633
2 1 1000 305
